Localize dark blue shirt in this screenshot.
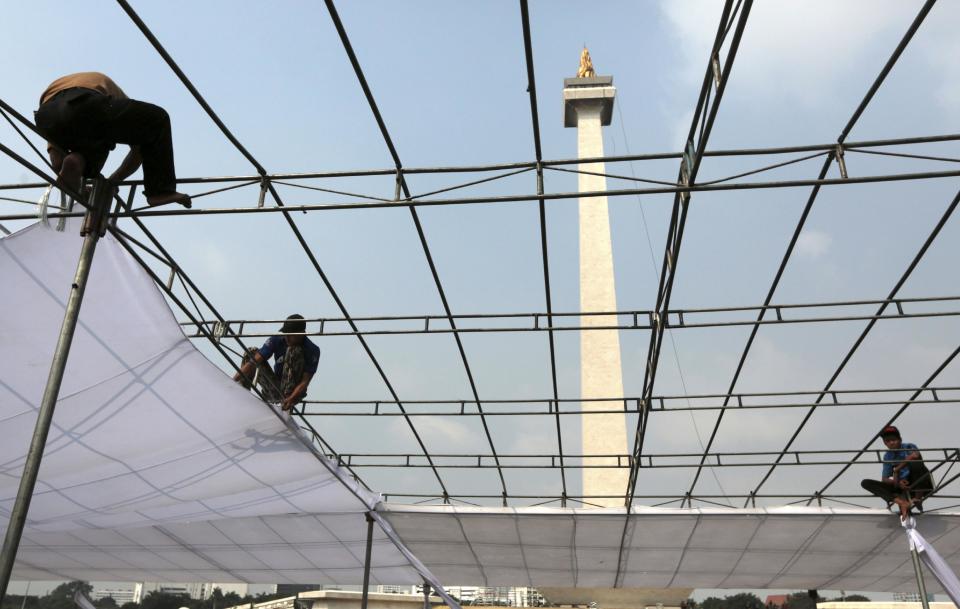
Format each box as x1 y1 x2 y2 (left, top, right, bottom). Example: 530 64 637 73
258 335 320 378
882 442 920 480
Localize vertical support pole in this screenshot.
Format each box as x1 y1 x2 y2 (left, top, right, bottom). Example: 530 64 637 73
360 513 374 609
18 581 30 609
910 544 931 609
422 581 431 609
0 179 112 603
257 178 267 208
835 144 848 179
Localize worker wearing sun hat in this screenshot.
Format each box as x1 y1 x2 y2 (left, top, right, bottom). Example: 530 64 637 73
233 314 321 411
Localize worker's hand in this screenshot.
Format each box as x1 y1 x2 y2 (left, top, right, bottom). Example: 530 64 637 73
281 395 297 412
899 479 910 489
233 371 254 390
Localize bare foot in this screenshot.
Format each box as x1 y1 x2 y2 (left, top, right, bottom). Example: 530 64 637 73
146 191 192 208
894 497 911 519
56 153 85 196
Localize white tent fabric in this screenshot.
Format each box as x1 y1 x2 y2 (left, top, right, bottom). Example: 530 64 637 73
904 516 960 603
13 513 415 584
7 221 960 596
0 221 438 593
380 504 960 593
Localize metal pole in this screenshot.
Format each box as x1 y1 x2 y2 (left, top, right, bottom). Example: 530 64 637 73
0 179 111 603
18 581 30 609
910 543 932 609
360 513 374 609
422 581 431 609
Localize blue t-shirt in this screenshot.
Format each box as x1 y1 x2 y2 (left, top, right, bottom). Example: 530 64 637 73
882 442 920 480
258 335 320 378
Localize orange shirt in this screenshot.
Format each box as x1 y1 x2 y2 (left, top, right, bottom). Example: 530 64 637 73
40 72 127 105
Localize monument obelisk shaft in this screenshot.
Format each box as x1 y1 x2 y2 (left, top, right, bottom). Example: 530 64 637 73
537 50 692 606
563 50 628 507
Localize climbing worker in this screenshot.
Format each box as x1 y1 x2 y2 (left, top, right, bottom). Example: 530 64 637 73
34 72 191 207
861 425 933 518
233 314 320 412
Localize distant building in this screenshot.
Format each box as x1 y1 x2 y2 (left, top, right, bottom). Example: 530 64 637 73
276 585 416 596
134 582 210 603
275 585 323 598
512 588 545 607
439 586 543 607
817 602 954 609
893 595 936 604
225 590 441 609
767 595 789 608
378 586 417 595
211 584 259 598
132 582 276 602
91 588 136 605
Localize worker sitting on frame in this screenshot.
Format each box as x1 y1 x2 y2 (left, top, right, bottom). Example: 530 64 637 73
861 425 933 518
233 314 320 412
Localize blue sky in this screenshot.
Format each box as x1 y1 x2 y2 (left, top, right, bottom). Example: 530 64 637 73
3 0 960 596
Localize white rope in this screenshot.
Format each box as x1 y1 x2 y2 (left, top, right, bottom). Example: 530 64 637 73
904 515 960 603
36 184 51 227
72 589 97 609
56 188 70 232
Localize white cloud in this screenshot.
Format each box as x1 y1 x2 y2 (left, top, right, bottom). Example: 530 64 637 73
915 2 960 119
796 229 832 258
670 108 695 152
505 418 557 455
658 0 915 106
392 416 472 445
189 241 229 277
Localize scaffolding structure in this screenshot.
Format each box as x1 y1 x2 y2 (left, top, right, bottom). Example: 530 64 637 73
1 0 960 596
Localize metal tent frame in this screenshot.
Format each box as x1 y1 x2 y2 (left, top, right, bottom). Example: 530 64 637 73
1 0 959 600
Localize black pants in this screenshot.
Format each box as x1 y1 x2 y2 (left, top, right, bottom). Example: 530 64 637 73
35 88 177 196
862 465 934 502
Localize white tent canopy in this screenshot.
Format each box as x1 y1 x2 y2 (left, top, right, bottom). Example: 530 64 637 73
0 221 424 587
3 221 960 594
381 504 960 593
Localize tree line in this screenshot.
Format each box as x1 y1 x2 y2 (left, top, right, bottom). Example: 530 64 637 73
686 592 871 609
3 584 873 609
1 582 290 609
